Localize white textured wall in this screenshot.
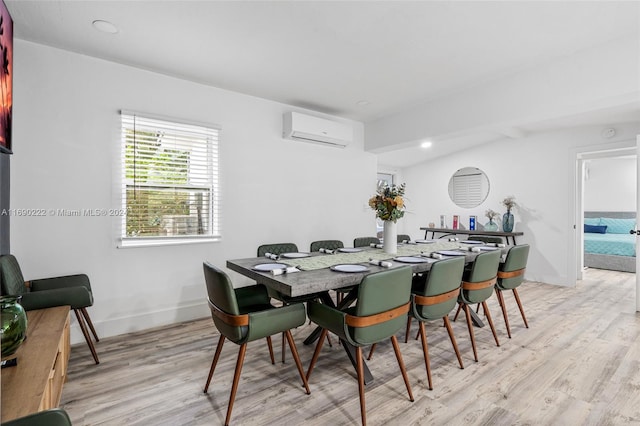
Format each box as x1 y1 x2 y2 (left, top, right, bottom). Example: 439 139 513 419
584 157 636 212
402 123 640 287
10 40 377 343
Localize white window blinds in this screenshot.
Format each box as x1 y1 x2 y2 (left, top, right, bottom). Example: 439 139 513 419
450 171 482 209
120 112 219 242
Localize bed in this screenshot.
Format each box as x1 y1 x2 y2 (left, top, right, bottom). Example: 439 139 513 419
584 211 636 273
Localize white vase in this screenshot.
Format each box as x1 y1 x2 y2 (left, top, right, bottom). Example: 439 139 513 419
383 220 397 254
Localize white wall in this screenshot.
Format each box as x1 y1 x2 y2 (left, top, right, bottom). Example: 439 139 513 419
584 157 636 212
10 40 377 343
402 122 640 287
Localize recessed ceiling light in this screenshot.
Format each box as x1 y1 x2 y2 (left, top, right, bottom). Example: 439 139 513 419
356 100 371 107
421 141 432 149
92 20 118 34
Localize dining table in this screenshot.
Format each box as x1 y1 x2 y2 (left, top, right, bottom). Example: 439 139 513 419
226 239 503 384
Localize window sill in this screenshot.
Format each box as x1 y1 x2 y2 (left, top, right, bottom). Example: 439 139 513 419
118 236 221 249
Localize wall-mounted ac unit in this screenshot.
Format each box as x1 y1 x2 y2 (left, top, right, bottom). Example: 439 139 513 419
283 111 353 148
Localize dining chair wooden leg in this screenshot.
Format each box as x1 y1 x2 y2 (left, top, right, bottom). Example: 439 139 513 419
443 316 464 369
390 335 414 402
225 343 247 426
80 307 99 342
356 346 367 426
284 330 311 394
475 303 481 314
306 329 328 381
462 304 478 362
367 343 376 360
453 303 462 322
512 288 529 328
495 289 512 338
74 309 99 364
266 336 275 364
204 335 226 393
405 316 413 343
418 321 433 390
281 332 286 363
482 301 500 347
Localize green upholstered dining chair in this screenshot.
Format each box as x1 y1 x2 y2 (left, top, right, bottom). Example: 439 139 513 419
468 235 504 244
256 242 298 257
202 262 310 426
0 254 100 364
397 234 412 243
2 408 72 426
305 266 414 426
405 256 466 390
257 242 322 362
353 237 379 248
453 249 502 362
309 239 344 252
495 244 530 338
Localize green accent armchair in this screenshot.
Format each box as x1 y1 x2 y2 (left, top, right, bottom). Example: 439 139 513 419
305 266 414 426
2 408 72 426
202 262 310 426
495 244 530 338
0 255 99 364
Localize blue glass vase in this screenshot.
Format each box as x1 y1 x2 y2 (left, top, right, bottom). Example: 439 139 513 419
502 210 514 232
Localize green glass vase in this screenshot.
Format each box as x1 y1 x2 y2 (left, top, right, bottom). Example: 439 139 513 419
1 296 28 358
484 219 498 232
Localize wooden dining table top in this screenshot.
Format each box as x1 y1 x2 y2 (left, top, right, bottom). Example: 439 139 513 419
226 241 499 298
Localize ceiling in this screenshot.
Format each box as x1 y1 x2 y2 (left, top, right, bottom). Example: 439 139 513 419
6 1 640 167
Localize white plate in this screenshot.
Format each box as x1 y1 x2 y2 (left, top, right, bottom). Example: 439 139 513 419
394 256 428 263
415 239 435 244
437 250 467 256
252 263 288 272
477 246 499 251
338 248 364 253
281 252 310 258
460 240 483 245
330 264 369 273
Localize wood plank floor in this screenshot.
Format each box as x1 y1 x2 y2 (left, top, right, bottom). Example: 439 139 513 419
61 269 640 425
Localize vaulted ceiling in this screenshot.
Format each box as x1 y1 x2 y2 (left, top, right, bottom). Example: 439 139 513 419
7 1 640 166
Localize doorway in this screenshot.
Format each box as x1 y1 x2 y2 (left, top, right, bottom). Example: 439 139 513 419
572 142 636 284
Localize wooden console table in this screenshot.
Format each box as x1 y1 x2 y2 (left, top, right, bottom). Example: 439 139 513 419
420 227 524 245
1 306 71 422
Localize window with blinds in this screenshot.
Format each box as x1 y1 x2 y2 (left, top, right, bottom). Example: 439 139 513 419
120 112 219 244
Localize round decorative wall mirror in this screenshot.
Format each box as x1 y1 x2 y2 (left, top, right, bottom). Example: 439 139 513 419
448 167 490 208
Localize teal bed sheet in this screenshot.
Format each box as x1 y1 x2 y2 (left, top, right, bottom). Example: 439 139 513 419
584 233 636 257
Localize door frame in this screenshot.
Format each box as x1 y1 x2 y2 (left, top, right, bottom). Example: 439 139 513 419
569 139 636 285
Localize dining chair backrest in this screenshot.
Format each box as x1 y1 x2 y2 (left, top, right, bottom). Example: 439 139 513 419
310 240 344 252
203 262 246 343
397 234 411 243
349 266 412 345
497 244 529 290
257 243 298 257
469 235 504 244
353 237 380 248
413 257 465 320
460 249 501 304
0 255 26 296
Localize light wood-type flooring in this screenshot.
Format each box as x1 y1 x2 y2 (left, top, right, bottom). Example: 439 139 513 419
61 269 640 425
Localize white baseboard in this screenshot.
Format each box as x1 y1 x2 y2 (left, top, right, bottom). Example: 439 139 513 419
68 301 210 345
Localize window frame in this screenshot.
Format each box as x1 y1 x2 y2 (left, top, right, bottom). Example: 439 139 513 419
118 110 221 248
